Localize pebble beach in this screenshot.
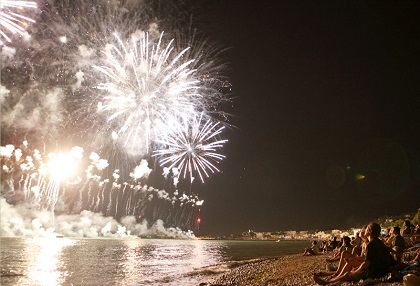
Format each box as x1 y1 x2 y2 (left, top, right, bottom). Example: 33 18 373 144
201 253 406 286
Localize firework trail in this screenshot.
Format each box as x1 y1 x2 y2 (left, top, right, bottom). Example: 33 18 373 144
0 142 203 236
153 113 227 183
0 0 37 45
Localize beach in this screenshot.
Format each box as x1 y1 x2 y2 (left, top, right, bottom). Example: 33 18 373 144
203 253 406 286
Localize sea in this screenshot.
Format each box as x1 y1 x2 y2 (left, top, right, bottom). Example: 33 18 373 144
0 237 309 286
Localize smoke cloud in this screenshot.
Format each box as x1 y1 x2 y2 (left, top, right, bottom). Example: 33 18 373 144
0 198 195 239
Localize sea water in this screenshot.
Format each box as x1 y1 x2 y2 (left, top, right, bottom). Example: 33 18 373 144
0 237 309 286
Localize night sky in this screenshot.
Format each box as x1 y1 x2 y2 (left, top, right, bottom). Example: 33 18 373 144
1 0 419 238
189 0 420 236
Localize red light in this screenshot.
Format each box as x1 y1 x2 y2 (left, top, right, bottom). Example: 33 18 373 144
197 218 201 223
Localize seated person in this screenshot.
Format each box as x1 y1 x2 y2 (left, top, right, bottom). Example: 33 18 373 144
402 248 420 275
388 226 406 263
319 240 328 253
414 224 420 235
326 236 353 262
403 220 413 235
314 226 367 278
409 224 420 244
313 222 395 285
402 245 420 262
351 232 362 248
351 226 367 257
382 228 391 240
303 240 320 256
327 237 340 251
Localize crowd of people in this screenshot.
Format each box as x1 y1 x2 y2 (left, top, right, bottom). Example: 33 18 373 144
302 220 420 285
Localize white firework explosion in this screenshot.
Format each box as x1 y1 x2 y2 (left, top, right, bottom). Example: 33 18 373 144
93 31 212 155
153 113 227 183
0 0 37 44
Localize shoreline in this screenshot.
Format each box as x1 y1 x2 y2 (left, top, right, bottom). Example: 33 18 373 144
200 253 405 286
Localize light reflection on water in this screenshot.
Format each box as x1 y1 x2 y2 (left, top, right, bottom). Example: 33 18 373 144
26 238 75 286
0 237 308 286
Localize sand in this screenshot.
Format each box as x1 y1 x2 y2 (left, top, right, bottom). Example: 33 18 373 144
200 253 406 286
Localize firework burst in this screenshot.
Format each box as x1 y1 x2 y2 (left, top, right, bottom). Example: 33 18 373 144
92 31 200 154
0 0 37 45
92 30 223 156
153 113 227 183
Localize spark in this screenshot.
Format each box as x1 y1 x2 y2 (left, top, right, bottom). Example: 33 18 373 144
153 113 227 183
0 0 37 45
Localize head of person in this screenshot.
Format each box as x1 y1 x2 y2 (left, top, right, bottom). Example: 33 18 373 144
359 225 367 238
392 226 401 235
312 240 317 245
343 236 351 247
366 222 381 238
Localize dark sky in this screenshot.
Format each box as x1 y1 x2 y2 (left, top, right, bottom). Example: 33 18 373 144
188 0 420 236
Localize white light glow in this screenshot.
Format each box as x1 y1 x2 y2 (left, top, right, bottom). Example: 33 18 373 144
47 152 78 181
